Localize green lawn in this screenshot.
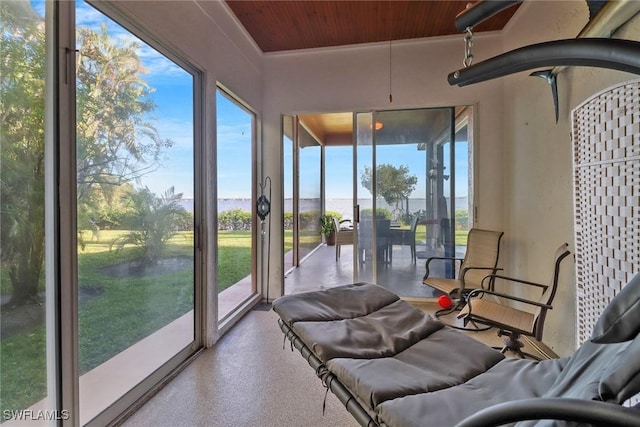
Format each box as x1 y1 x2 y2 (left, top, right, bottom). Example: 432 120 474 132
455 230 469 245
1 229 251 415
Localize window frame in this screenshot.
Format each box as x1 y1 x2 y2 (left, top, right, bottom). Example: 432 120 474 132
215 84 261 333
54 1 208 424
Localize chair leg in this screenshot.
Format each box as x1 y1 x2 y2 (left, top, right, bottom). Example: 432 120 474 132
498 330 541 360
436 295 493 332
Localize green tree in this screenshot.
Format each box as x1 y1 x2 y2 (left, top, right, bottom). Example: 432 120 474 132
1 2 172 304
1 1 47 304
360 164 418 218
76 23 171 234
113 187 190 266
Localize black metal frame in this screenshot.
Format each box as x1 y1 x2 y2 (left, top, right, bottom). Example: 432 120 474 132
454 0 522 31
277 319 379 427
448 38 640 87
455 398 640 427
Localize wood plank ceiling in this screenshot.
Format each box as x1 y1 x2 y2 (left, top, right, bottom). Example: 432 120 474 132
225 0 520 53
225 1 521 145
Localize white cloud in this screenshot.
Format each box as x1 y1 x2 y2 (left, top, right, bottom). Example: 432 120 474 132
77 1 190 81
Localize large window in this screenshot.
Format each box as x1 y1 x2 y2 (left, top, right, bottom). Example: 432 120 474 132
1 0 52 419
298 125 322 261
283 124 295 271
216 88 256 320
75 2 197 423
1 1 203 424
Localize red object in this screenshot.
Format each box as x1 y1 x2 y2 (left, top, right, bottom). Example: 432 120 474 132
438 295 453 309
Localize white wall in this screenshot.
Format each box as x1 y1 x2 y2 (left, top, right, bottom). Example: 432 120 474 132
500 1 640 355
262 33 509 300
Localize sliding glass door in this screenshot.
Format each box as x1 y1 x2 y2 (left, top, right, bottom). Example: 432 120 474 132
75 2 198 423
354 108 470 296
1 1 54 419
297 123 322 262
2 2 210 424
355 113 375 283
216 88 257 320
282 116 322 271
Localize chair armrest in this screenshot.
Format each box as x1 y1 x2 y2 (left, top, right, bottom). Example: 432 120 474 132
459 267 503 288
460 266 503 276
482 273 548 290
424 257 464 278
466 288 552 309
426 256 464 265
455 398 640 427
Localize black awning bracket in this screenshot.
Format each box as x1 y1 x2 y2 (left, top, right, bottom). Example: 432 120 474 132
530 70 559 123
448 1 640 123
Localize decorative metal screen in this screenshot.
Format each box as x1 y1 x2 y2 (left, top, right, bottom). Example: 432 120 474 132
572 79 640 345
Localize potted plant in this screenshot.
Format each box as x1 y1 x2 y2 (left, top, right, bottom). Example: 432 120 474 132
319 214 336 246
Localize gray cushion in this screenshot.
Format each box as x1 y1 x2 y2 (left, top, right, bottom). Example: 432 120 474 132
272 282 399 324
292 299 443 361
326 327 505 408
376 358 567 427
541 338 635 402
591 273 640 344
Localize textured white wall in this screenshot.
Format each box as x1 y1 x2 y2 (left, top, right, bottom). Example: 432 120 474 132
500 1 640 355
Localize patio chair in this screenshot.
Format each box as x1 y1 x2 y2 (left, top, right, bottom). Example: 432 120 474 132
358 218 391 266
388 216 419 263
333 217 353 261
457 242 571 359
422 228 504 314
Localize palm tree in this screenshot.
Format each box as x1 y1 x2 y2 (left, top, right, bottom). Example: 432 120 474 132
112 186 190 267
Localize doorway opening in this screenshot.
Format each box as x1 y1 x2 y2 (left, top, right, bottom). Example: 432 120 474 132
282 107 473 298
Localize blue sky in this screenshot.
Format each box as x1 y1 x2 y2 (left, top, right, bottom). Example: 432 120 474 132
323 142 469 200
76 1 197 199
29 0 251 200
76 1 256 200
34 1 468 203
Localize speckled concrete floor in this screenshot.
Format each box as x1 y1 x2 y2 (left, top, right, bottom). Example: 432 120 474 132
284 244 443 299
122 308 360 427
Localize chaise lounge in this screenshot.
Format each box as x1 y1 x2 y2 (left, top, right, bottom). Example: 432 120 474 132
273 273 640 427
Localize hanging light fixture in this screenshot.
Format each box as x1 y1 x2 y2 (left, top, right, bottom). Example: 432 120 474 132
387 1 393 104
388 39 393 103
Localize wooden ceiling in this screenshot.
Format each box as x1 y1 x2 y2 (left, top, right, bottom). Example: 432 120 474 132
228 1 521 145
225 0 521 53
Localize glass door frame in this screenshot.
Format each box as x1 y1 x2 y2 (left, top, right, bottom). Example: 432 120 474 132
352 107 460 284
353 111 377 283
54 2 207 424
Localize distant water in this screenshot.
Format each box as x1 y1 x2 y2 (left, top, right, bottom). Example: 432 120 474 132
180 197 469 219
322 198 470 221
